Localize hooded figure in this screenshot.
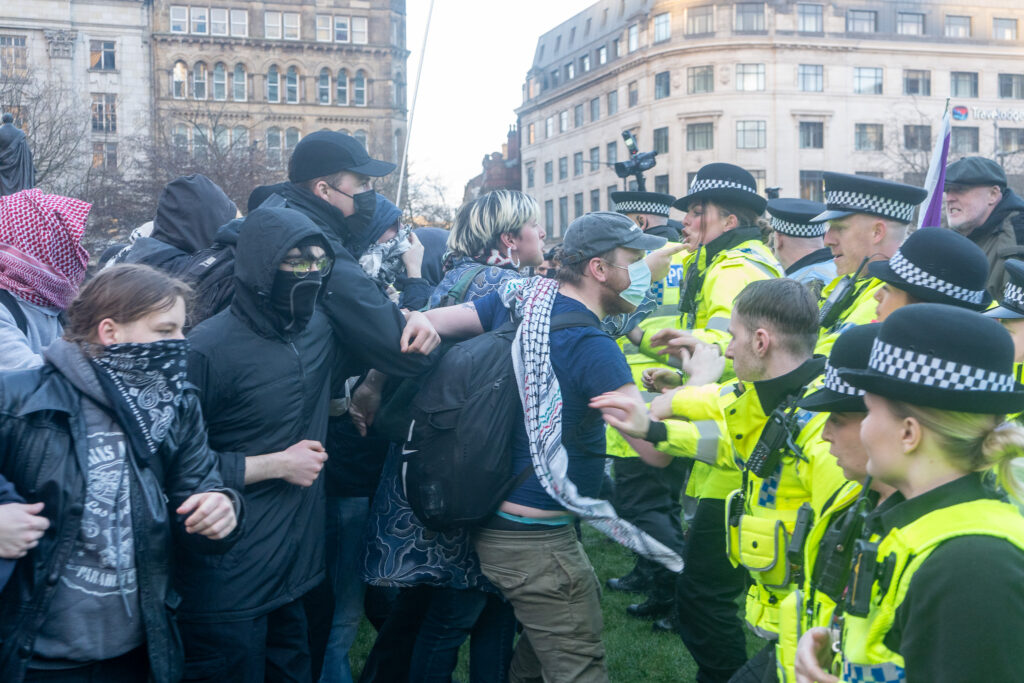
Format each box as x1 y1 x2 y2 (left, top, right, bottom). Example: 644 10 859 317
122 174 237 273
179 207 338 677
0 113 34 196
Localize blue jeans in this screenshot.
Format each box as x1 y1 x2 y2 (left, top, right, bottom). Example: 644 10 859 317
320 497 370 683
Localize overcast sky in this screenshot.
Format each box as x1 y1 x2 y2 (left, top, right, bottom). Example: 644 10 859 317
404 0 595 207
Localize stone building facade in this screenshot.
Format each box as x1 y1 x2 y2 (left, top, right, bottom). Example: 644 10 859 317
518 0 1024 239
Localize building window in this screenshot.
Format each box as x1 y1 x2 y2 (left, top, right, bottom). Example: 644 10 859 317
172 123 189 152
285 127 300 157
590 146 600 171
607 141 617 165
797 4 822 32
266 65 280 102
999 74 1024 99
590 188 601 211
846 10 877 33
352 16 368 44
903 70 931 96
854 123 884 151
212 62 227 100
192 62 207 99
0 34 27 78
688 65 713 94
627 24 639 52
579 54 590 73
736 120 766 149
285 66 299 103
598 45 607 65
994 18 1018 41
352 130 368 149
687 5 713 35
559 196 569 232
735 3 765 32
266 127 282 166
798 64 823 92
799 121 823 149
232 126 248 151
853 67 883 95
559 156 568 180
590 97 600 122
170 6 188 33
652 174 668 194
91 93 116 133
550 69 560 89
211 8 228 36
800 170 825 201
316 15 331 42
999 128 1024 153
607 90 618 115
654 71 670 99
544 161 553 184
736 64 765 91
214 125 229 152
526 165 535 188
353 70 366 106
607 184 618 209
904 125 931 150
945 15 971 38
545 199 554 232
628 81 639 106
92 141 117 170
193 124 209 161
283 12 300 39
527 123 536 144
687 122 714 151
172 60 187 98
230 9 247 36
232 63 246 101
191 7 208 34
89 40 116 71
566 63 575 80
573 152 584 176
265 11 281 39
574 104 584 127
951 126 979 154
318 68 331 104
897 12 925 36
653 127 669 154
951 71 979 98
654 12 671 42
559 110 568 132
336 68 348 105
335 16 350 42
574 192 584 218
545 117 554 138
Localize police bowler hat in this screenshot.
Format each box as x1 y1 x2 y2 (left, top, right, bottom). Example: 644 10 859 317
673 163 767 215
800 324 880 413
985 259 1024 320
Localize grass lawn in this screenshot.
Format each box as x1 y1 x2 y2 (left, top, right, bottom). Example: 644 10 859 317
349 525 766 681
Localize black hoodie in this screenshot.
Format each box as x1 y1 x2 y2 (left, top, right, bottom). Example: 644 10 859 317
180 207 337 620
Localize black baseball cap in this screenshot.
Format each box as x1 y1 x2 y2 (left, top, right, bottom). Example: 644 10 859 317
288 131 396 183
560 212 666 264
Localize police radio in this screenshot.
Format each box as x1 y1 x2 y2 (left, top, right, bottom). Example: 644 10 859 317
745 398 803 479
811 484 875 602
818 256 870 329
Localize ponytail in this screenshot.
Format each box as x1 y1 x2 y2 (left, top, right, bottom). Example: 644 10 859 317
982 422 1024 503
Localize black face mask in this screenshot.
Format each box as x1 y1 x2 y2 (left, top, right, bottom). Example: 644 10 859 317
344 189 378 255
270 269 322 333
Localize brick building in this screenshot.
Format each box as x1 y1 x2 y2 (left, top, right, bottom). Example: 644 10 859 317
462 124 522 203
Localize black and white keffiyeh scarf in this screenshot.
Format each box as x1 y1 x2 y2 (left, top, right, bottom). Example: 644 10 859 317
88 339 189 464
499 276 683 572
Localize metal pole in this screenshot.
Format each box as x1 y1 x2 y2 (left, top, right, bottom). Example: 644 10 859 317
396 0 435 210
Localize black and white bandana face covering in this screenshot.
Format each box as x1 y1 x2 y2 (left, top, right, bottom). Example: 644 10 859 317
359 225 413 286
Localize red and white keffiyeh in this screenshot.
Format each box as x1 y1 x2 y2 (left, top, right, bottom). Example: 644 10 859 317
0 188 91 310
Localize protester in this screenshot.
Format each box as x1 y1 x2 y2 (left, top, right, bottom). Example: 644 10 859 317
0 264 241 682
0 188 91 370
0 112 34 196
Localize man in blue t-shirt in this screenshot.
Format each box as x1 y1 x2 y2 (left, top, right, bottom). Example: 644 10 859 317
419 212 673 682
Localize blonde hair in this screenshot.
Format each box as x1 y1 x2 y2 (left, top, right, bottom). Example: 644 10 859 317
448 190 539 260
886 399 1024 502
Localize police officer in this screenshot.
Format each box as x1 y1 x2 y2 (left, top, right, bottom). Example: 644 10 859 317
984 258 1024 422
795 305 1024 683
814 173 927 354
766 198 836 291
867 226 990 321
612 190 682 242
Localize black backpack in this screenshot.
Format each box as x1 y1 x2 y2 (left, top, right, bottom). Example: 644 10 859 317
178 243 237 329
0 289 28 335
402 310 601 531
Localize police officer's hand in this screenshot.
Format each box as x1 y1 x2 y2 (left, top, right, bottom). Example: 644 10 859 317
177 492 237 540
794 627 839 683
681 342 725 386
644 243 687 282
648 329 701 357
277 440 328 487
0 502 49 558
401 310 441 355
642 367 681 393
589 392 651 439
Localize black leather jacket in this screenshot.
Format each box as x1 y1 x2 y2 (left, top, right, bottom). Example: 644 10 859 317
0 358 242 682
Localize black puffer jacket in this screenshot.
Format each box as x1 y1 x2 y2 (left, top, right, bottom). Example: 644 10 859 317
0 347 240 683
181 207 338 621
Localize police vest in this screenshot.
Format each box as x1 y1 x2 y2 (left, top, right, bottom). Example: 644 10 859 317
815 277 883 356
839 498 1024 683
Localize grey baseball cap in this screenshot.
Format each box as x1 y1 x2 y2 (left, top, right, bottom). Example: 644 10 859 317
560 211 666 264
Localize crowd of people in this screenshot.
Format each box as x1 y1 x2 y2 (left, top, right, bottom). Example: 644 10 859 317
0 114 1023 683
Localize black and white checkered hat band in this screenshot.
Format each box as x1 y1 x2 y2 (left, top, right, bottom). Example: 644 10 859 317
868 340 1016 392
825 190 916 223
888 251 986 305
825 362 863 396
771 216 826 238
615 200 671 216
689 178 758 196
1004 282 1024 309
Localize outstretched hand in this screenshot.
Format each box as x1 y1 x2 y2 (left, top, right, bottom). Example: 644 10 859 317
588 392 652 439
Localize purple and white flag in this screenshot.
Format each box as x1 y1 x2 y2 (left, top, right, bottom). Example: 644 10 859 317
918 108 952 229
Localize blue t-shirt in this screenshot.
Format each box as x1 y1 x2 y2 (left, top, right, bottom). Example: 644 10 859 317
473 291 633 510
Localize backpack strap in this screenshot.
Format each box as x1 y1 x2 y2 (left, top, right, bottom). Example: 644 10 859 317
550 310 604 332
0 290 29 336
440 265 489 307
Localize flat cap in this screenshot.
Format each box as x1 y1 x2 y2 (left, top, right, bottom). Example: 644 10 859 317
944 156 1007 189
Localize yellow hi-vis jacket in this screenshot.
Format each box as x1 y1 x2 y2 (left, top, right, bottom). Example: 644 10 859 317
815 276 883 356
